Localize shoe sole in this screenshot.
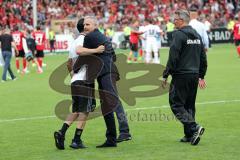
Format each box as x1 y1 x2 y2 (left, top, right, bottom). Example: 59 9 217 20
69 145 86 149
54 132 64 150
117 138 132 143
69 144 87 149
180 138 191 143
96 145 117 148
191 127 205 145
116 137 132 143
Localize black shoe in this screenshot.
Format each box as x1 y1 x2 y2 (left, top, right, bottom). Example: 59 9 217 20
191 126 205 145
70 140 86 149
180 136 192 142
54 131 65 150
96 141 117 148
116 134 132 143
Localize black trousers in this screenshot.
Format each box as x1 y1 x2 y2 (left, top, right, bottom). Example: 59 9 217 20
97 73 120 144
169 74 199 137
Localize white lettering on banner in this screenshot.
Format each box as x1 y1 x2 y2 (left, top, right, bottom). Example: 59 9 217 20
214 31 231 41
44 34 74 53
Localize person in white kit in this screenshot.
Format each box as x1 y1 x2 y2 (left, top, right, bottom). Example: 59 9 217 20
54 18 105 150
155 21 163 60
144 19 161 64
189 9 209 51
139 21 146 61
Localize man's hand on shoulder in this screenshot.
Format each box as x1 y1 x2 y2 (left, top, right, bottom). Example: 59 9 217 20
96 45 105 54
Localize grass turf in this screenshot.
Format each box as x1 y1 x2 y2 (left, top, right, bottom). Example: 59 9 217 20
0 43 240 160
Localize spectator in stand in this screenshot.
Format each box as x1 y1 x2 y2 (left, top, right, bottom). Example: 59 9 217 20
0 0 239 38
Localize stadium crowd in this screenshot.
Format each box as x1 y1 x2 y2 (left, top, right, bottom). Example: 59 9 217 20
0 0 239 33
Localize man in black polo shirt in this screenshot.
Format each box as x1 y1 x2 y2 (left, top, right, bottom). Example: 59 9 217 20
74 16 131 147
0 28 18 82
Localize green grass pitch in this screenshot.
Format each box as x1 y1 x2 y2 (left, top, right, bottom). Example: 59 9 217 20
0 43 240 160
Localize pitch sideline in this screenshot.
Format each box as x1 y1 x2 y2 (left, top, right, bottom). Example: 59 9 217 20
0 99 240 123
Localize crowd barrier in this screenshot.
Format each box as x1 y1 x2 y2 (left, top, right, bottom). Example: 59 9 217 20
42 28 233 53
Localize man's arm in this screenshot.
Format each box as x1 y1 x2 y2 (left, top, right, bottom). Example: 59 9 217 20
163 31 182 79
199 41 208 89
11 41 19 56
162 31 182 88
202 25 209 51
76 45 105 56
67 58 73 77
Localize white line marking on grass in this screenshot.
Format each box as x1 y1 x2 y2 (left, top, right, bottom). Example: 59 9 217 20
0 116 56 123
0 99 240 123
127 99 240 111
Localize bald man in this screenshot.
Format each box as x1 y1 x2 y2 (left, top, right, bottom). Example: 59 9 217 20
74 16 131 148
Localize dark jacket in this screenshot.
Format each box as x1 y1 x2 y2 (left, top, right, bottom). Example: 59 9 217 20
26 37 36 53
163 25 207 79
73 29 119 82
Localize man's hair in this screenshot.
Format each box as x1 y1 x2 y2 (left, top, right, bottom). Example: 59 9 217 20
36 26 41 30
14 25 19 31
4 28 10 34
175 9 190 23
147 18 153 24
189 6 198 12
84 16 98 27
77 18 84 33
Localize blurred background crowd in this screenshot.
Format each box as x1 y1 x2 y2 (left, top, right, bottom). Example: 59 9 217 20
0 0 239 34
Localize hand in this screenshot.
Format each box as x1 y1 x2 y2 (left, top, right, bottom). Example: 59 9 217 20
204 48 208 52
70 71 74 78
15 50 19 56
161 78 167 89
96 45 105 53
198 78 206 89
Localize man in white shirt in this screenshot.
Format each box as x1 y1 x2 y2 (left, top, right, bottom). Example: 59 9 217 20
144 19 161 64
189 9 209 51
54 18 104 150
203 15 212 48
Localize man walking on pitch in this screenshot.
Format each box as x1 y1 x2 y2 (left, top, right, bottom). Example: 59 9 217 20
0 28 18 82
162 9 207 145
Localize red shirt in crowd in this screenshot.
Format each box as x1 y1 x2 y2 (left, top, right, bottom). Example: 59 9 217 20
12 31 24 51
233 22 240 40
32 31 46 51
